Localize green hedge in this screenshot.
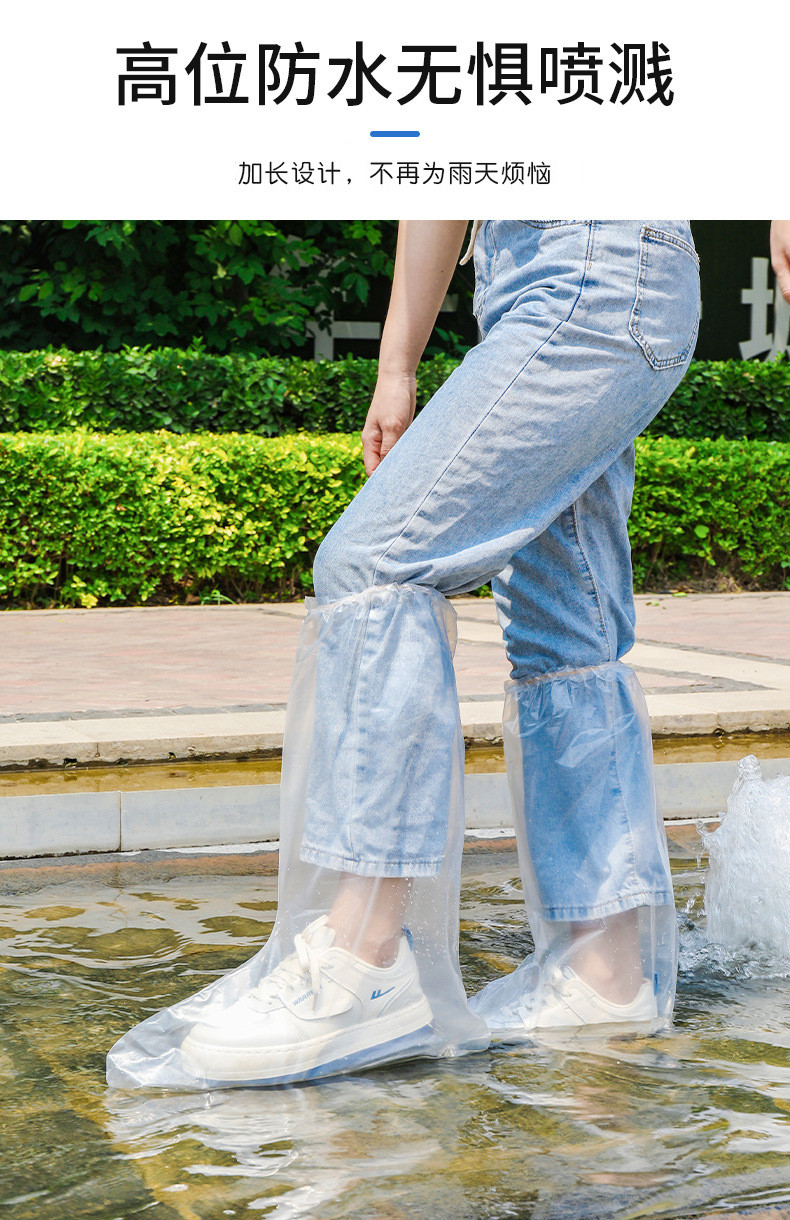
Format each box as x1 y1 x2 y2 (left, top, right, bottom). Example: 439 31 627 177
0 432 788 608
652 358 790 441
0 348 457 436
630 436 790 588
0 432 366 607
1 347 789 440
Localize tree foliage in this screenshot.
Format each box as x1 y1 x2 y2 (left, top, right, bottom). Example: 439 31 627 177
0 221 399 355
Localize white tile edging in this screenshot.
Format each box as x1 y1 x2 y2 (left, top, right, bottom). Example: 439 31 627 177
120 784 280 851
1 759 788 861
0 791 121 858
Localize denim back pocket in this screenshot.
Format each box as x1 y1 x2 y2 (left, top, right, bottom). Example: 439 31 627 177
629 226 700 370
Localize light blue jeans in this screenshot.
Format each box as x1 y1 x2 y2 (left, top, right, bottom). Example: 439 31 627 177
299 220 700 921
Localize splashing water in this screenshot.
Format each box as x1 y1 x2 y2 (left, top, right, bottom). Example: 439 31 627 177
700 755 790 956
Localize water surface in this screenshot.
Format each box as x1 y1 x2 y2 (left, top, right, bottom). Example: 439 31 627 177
2 836 790 1220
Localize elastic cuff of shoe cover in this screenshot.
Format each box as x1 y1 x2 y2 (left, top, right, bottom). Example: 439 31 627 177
506 658 632 689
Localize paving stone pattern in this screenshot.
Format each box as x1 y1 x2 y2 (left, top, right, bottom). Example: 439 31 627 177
1 593 789 766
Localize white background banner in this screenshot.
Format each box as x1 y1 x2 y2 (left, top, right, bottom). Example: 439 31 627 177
2 0 788 217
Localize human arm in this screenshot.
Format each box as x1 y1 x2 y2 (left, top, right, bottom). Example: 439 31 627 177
362 220 469 476
770 220 790 305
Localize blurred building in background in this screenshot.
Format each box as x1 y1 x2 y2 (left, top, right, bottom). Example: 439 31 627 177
317 220 785 363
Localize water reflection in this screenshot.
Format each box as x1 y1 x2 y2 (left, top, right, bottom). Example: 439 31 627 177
1 847 790 1218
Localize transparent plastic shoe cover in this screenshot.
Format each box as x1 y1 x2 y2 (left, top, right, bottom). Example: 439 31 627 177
470 661 678 1041
107 584 489 1089
701 755 790 956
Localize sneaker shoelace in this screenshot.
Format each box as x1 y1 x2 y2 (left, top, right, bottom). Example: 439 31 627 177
517 963 575 1027
253 930 328 1013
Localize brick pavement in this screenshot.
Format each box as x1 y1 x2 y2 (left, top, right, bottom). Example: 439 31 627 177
1 592 789 767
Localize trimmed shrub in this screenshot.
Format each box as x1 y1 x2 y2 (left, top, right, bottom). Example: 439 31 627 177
1 348 788 440
649 357 790 441
0 432 788 608
0 431 365 607
0 347 462 437
630 436 790 588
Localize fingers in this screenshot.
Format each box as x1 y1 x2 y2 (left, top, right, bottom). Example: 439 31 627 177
361 422 382 476
770 220 790 306
775 258 790 307
361 373 415 478
378 420 405 462
361 417 407 477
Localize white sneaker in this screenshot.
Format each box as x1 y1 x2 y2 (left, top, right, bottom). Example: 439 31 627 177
519 963 659 1035
180 916 433 1084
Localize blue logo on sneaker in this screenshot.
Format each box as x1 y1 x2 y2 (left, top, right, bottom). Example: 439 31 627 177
371 986 396 1001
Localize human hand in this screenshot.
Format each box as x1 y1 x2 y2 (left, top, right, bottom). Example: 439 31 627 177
770 220 790 305
361 371 417 476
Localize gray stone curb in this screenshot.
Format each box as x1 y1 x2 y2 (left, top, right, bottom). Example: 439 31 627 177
3 694 790 771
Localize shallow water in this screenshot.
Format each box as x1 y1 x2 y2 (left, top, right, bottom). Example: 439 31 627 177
2 840 790 1220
